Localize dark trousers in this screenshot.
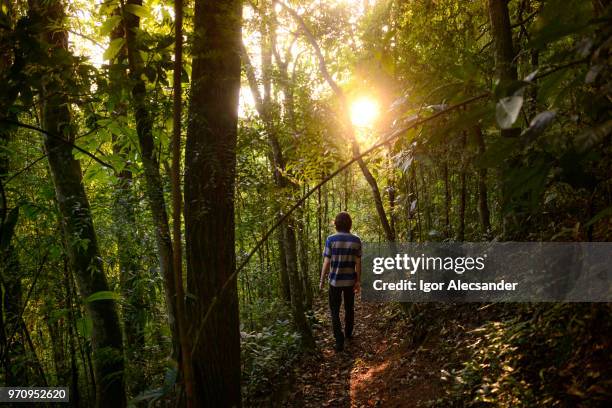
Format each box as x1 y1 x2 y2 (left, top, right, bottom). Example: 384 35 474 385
329 285 355 346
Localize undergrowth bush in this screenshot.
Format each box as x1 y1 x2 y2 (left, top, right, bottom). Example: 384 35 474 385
440 304 612 407
240 299 302 399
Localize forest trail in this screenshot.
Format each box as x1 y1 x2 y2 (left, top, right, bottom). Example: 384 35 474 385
281 298 449 408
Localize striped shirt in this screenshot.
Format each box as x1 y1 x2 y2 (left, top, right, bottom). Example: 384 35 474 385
323 232 362 287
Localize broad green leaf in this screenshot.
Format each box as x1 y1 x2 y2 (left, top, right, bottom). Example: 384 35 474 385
100 15 122 36
103 38 125 61
124 3 150 19
496 96 523 129
77 317 93 339
85 290 120 303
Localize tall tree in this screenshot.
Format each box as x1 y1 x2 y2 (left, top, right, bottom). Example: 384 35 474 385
119 0 180 359
276 0 395 242
488 0 519 237
108 8 146 394
30 1 126 406
185 0 243 406
242 35 315 348
0 0 27 386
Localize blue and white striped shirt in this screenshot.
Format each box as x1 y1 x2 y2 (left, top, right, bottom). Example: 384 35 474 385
323 232 362 287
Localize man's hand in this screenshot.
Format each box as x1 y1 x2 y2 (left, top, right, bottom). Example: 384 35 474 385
354 281 361 294
319 257 330 293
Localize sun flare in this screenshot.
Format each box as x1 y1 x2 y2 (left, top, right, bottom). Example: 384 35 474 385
350 97 380 128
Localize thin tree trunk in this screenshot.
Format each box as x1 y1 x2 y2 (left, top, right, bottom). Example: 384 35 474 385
32 2 126 406
170 0 194 403
242 40 313 341
473 126 491 235
108 17 146 393
121 0 180 361
317 185 323 270
297 215 313 310
276 228 291 301
185 0 243 405
458 132 467 241
283 221 315 348
443 160 451 238
412 164 422 240
488 0 519 237
64 261 80 408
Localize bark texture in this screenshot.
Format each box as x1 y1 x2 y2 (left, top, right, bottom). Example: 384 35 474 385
33 2 126 406
185 0 243 406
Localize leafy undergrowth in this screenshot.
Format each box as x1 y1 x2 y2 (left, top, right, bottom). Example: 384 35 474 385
240 299 303 403
264 300 611 408
436 304 612 407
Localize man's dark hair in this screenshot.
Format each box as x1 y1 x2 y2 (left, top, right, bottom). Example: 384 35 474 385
334 212 352 233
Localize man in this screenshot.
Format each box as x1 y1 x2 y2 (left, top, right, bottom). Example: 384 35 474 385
319 211 362 352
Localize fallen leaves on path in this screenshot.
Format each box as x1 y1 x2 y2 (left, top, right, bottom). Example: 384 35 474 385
280 298 447 408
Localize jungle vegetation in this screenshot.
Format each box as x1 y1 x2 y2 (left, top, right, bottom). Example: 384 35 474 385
0 0 610 407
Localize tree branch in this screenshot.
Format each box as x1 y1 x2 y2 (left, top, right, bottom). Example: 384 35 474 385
0 119 115 171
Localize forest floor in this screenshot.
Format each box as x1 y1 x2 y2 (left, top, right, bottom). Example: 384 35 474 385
276 297 467 408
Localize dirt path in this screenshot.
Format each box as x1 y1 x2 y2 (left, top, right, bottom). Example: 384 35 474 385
282 298 450 408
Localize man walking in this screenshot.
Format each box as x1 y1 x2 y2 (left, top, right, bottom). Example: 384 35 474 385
319 212 362 352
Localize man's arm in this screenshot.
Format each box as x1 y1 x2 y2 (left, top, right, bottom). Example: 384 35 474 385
354 256 362 293
319 257 330 291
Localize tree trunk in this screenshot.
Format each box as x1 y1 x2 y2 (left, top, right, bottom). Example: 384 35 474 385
33 2 126 406
297 215 313 310
0 2 27 386
443 160 451 238
64 260 81 408
283 222 316 348
277 228 291 301
458 132 467 241
242 39 313 339
317 184 323 269
488 0 518 237
108 14 147 393
185 0 243 406
121 0 180 360
473 126 491 235
488 0 517 85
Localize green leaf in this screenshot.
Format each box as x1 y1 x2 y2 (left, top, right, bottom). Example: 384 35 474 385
124 3 150 19
103 38 125 61
85 291 120 303
100 15 122 36
496 96 523 129
77 317 93 339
